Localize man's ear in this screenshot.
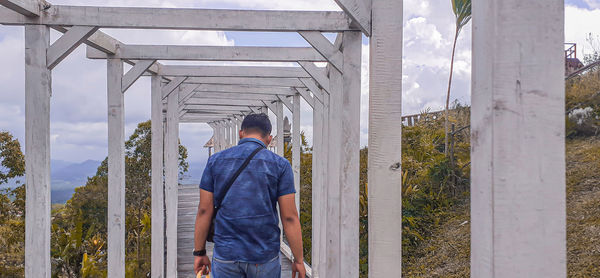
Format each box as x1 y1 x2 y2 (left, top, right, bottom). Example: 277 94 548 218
265 135 273 146
239 130 244 139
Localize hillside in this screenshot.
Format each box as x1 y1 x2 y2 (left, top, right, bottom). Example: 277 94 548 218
402 138 600 277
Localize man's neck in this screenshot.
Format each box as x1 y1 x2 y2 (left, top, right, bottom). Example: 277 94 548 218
241 135 268 146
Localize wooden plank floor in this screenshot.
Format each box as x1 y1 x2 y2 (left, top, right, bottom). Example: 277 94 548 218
177 184 293 277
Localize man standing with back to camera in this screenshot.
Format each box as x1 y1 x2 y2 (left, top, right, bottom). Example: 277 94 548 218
193 113 306 278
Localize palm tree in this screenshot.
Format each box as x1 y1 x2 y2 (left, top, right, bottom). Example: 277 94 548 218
445 0 472 155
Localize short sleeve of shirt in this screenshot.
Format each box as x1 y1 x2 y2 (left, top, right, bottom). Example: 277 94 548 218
199 158 214 192
277 160 296 197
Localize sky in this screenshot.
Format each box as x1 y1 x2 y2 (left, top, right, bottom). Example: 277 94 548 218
1 0 600 166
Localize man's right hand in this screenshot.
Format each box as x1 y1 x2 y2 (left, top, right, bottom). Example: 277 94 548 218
292 260 306 278
194 255 211 276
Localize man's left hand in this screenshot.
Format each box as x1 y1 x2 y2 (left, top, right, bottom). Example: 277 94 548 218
194 255 211 276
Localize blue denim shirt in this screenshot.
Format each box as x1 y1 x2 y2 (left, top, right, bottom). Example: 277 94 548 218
199 138 296 264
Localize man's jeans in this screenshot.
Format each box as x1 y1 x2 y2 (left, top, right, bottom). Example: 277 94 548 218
212 255 281 278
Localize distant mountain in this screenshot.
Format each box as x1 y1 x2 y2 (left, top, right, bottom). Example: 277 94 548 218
0 159 101 204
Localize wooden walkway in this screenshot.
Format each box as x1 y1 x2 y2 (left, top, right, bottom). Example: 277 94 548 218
177 184 293 277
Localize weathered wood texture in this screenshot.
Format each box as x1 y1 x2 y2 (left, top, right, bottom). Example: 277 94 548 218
339 31 361 278
151 75 165 278
0 5 358 32
311 94 326 278
46 26 98 70
292 94 301 211
159 65 311 78
24 24 52 278
107 58 125 278
165 89 180 277
471 0 566 277
368 0 403 277
276 101 284 156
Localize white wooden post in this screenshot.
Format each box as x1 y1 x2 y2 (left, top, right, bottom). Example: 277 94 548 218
24 25 52 278
225 120 231 149
471 0 566 276
368 0 403 277
230 119 237 147
292 94 301 211
311 93 326 278
107 58 125 278
165 88 180 277
339 31 362 278
276 101 284 156
151 74 165 278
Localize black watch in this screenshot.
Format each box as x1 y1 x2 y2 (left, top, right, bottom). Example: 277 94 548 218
193 249 207 257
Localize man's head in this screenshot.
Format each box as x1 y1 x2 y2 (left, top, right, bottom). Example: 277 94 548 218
239 113 273 145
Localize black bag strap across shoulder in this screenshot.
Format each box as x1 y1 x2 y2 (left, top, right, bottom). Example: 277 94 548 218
215 145 264 209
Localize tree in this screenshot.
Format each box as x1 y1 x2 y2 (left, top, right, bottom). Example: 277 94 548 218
0 131 25 184
444 0 471 155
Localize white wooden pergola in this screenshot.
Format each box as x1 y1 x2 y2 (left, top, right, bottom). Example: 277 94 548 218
0 0 567 277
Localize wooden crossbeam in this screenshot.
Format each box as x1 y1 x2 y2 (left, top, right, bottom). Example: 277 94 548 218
185 98 264 107
296 88 315 109
300 78 325 103
184 104 259 111
334 0 372 36
278 95 294 111
299 31 344 72
190 92 281 102
0 5 358 32
195 84 296 96
183 77 304 87
122 60 156 92
47 26 99 69
87 45 326 62
158 65 310 78
0 0 42 17
161 77 187 99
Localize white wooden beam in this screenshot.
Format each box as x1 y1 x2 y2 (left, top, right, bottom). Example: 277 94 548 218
300 78 325 103
292 93 301 213
87 45 327 62
185 98 264 107
150 74 165 278
165 87 179 278
312 91 327 278
471 0 566 276
183 77 304 87
161 77 187 100
47 26 99 70
158 65 310 78
122 60 156 92
275 101 284 156
278 95 294 112
184 104 257 111
177 84 200 107
299 31 344 72
262 100 278 115
296 88 315 109
0 0 42 17
299 62 330 94
368 1 403 277
24 24 51 278
0 5 357 31
333 0 372 36
195 84 297 96
189 92 281 102
107 58 125 278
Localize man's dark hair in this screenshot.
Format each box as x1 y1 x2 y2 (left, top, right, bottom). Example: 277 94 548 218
241 113 272 137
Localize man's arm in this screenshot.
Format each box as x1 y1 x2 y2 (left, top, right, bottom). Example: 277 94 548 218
194 189 214 274
279 194 306 277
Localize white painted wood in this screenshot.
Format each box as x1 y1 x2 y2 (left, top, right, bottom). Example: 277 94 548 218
368 1 403 277
300 78 325 103
298 62 330 94
194 86 296 97
87 45 327 62
0 0 40 16
122 60 155 92
185 98 264 107
189 92 281 102
184 104 257 111
325 66 342 278
107 58 125 278
310 96 323 278
184 77 304 87
165 88 180 277
46 26 99 70
151 74 165 278
230 120 237 147
278 95 293 112
159 65 311 78
262 100 278 115
177 85 200 108
471 0 566 277
296 88 315 109
226 121 232 148
162 77 187 100
276 101 284 156
292 93 301 212
1 5 357 31
337 31 361 278
333 0 372 36
299 31 344 72
24 24 51 278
